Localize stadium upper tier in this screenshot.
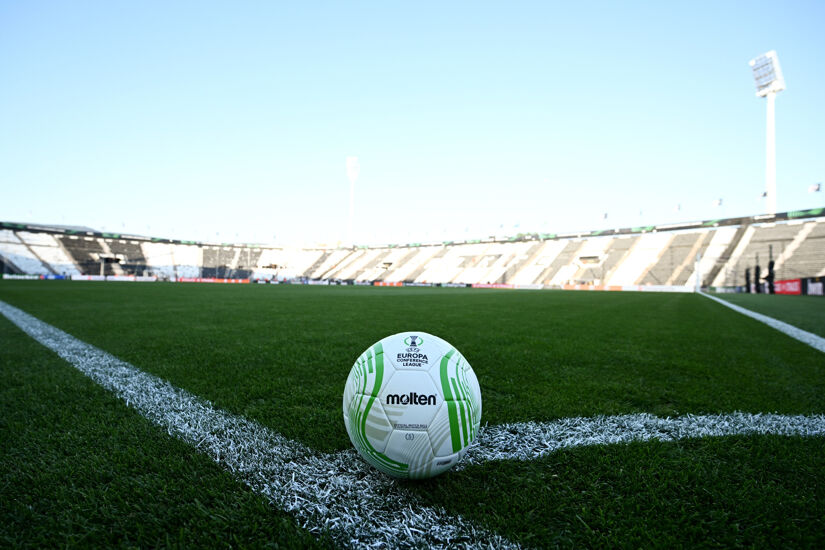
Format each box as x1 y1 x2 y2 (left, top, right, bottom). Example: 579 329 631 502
2 208 824 288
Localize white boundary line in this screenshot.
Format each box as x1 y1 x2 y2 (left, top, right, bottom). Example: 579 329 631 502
3 299 825 547
460 412 825 466
0 300 517 550
700 291 825 354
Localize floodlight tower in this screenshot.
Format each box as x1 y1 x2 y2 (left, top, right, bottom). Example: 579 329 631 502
749 50 786 215
346 156 360 245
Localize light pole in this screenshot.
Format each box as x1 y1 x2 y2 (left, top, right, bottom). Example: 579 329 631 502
749 51 786 216
346 156 360 246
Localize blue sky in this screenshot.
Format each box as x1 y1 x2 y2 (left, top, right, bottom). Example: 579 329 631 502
1 1 823 245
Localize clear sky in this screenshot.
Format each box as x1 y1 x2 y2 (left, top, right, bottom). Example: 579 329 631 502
1 1 823 246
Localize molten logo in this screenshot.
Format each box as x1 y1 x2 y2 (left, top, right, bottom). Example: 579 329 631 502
386 392 437 406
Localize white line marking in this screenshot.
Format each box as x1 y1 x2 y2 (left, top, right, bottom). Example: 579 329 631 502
700 291 825 354
0 300 517 550
460 412 825 466
4 299 825 547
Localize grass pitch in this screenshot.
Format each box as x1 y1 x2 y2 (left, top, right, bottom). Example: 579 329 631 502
714 292 825 338
1 281 824 547
0 313 332 549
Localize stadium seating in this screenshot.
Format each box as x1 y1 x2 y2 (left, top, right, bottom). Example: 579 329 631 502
139 242 177 279
599 236 639 284
367 248 413 282
508 241 562 285
58 236 112 275
350 249 393 282
107 239 147 275
688 226 737 287
568 237 614 284
381 247 432 283
2 230 80 275
779 220 825 278
294 250 335 277
0 243 47 274
326 249 371 280
257 248 326 280
714 222 805 287
640 232 701 285
30 244 80 276
310 249 353 279
4 214 824 288
606 232 672 286
0 229 20 244
485 241 538 284
17 231 59 247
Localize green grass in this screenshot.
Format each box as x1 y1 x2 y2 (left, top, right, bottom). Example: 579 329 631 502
1 280 824 547
712 292 825 338
0 313 331 549
1 282 823 453
413 435 825 547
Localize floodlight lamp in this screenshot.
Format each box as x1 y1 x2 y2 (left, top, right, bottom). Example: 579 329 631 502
748 50 785 97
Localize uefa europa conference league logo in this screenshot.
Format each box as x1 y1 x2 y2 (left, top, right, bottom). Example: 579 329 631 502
397 334 428 368
404 335 422 348
388 335 437 405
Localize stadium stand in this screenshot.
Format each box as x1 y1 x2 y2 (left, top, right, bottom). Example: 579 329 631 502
641 232 701 285
391 247 439 283
569 238 613 284
3 210 824 289
776 219 825 278
307 249 350 279
301 250 333 279
382 247 433 283
0 242 47 274
58 236 112 276
506 240 556 285
107 239 147 275
448 242 493 284
451 243 490 283
669 231 712 286
1 230 40 274
413 243 484 284
140 242 178 279
600 236 639 284
29 243 80 276
535 240 582 285
326 249 370 280
507 241 556 285
607 232 671 286
729 223 799 282
687 226 737 287
171 244 201 278
17 231 58 247
0 255 20 274
0 229 20 244
704 225 747 287
352 250 392 281
272 248 327 280
489 241 538 284
372 248 415 282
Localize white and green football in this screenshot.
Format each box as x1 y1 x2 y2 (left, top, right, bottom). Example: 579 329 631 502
343 331 482 479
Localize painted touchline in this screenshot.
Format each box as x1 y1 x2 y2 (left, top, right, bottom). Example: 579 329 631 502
459 411 825 467
700 291 825 354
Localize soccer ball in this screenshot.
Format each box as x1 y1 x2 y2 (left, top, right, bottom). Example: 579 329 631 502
342 331 482 479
